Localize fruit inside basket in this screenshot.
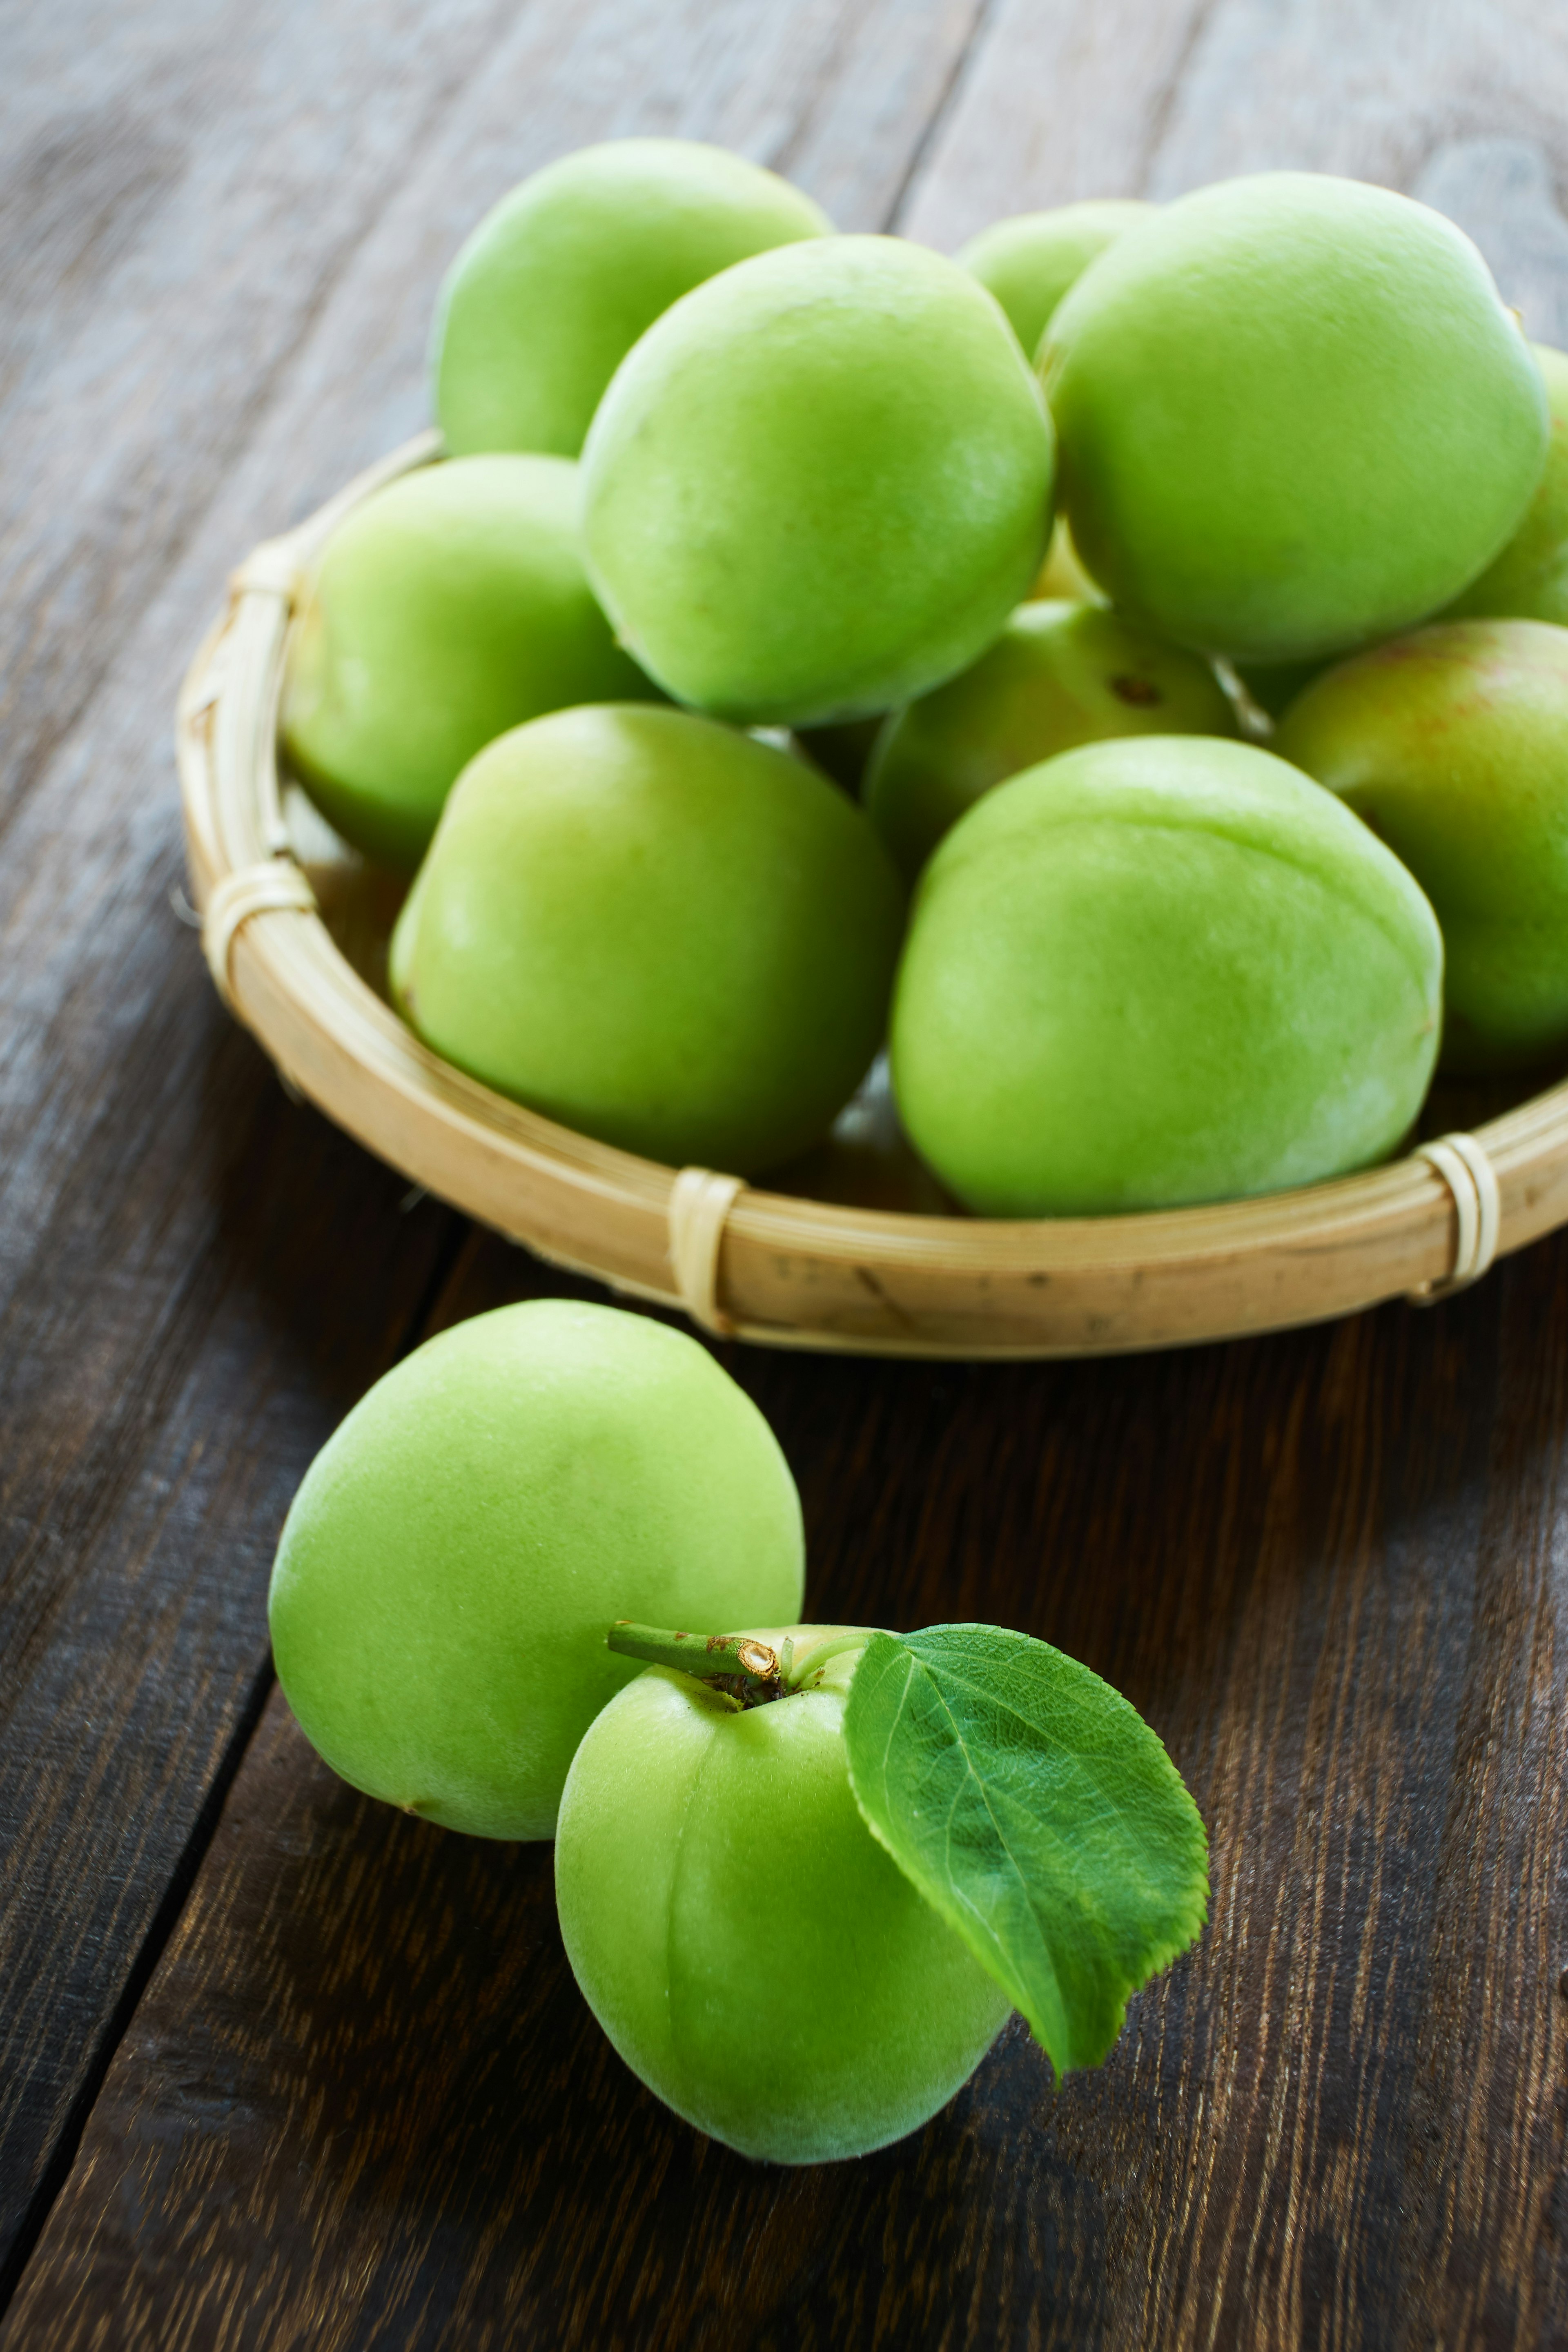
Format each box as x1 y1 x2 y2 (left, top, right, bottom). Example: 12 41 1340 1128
180 146 1568 1359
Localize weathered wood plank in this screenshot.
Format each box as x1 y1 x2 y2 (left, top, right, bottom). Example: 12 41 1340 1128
9 0 1568 2339
0 1002 461 2296
901 0 1568 313
0 0 999 2302
7 1232 1567 2347
0 0 517 833
0 0 986 857
896 0 1213 245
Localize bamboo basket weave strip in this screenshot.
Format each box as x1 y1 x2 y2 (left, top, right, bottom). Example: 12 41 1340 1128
176 433 1568 1357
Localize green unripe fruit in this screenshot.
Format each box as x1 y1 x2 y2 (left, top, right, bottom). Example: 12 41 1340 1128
268 1302 805 1842
1041 174 1548 665
1274 618 1568 1072
390 704 906 1174
280 456 656 871
865 598 1238 877
555 1630 1012 2163
891 735 1443 1215
1441 345 1568 626
958 198 1154 362
581 235 1054 726
432 140 830 459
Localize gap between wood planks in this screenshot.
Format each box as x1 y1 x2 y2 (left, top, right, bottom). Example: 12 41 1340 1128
0 0 526 857
0 0 1013 2320
21 2 1568 2332
0 1202 474 2320
882 0 1009 233
0 0 1020 2296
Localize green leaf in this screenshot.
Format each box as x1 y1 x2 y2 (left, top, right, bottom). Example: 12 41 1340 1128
842 1624 1208 2076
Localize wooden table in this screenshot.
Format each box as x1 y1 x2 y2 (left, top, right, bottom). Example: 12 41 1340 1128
4 3 1568 2343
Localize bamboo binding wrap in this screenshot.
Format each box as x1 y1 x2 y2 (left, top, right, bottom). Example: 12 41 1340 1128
176 432 1568 1357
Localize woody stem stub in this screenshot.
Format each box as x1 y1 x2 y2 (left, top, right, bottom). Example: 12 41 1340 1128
607 1622 782 1685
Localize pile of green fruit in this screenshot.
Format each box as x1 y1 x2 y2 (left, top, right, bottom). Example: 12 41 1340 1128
283 139 1568 1216
271 1298 1209 2160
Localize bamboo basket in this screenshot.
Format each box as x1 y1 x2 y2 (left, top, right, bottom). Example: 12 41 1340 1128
177 433 1568 1357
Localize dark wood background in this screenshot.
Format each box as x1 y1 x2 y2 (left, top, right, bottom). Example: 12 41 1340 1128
4 1 1568 2343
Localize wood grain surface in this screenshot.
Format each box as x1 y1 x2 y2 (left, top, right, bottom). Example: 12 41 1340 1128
0 0 987 2298
3 0 1568 2344
9 1234 1568 2348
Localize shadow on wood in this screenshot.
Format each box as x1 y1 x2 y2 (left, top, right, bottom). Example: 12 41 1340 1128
8 1229 1566 2346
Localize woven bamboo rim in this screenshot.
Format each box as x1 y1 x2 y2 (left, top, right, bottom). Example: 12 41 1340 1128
176 432 1568 1357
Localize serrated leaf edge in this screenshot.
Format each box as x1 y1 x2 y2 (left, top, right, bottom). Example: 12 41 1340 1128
844 1631 1209 2075
904 1638 1212 1980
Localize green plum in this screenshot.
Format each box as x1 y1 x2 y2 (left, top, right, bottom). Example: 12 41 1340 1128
390 704 906 1174
581 235 1054 726
555 1627 1012 2163
1087 331 1568 728
432 140 830 458
268 1301 805 1842
958 198 1154 361
281 455 657 871
1274 618 1568 1071
890 735 1443 1215
1441 344 1568 625
864 598 1238 877
1040 174 1548 665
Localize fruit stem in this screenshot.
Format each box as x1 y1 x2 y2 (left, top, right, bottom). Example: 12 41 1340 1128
785 1630 870 1685
607 1622 783 1686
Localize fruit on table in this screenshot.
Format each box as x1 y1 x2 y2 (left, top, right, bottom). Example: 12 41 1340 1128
891 735 1443 1216
958 198 1154 361
432 139 830 458
281 455 657 871
864 597 1238 877
1274 618 1568 1072
581 235 1054 726
267 1300 805 1842
1440 344 1568 626
555 1628 1012 2163
557 1617 1208 2163
1040 174 1548 666
390 703 906 1174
